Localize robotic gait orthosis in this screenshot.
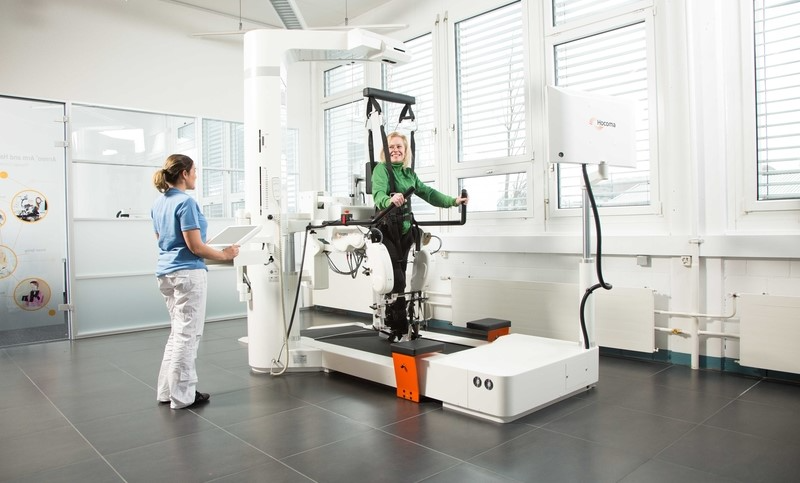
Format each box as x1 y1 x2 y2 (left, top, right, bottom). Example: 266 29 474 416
304 87 468 344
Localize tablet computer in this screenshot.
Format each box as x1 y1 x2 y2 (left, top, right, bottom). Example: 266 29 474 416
206 225 261 247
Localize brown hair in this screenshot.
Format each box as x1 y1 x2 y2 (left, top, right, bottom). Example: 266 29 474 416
153 154 194 193
379 131 413 168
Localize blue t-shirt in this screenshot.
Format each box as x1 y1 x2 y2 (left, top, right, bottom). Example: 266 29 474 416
151 188 207 276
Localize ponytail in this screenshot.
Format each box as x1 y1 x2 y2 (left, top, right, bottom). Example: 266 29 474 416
154 154 194 193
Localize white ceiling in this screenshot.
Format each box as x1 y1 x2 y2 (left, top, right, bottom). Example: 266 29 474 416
160 0 393 30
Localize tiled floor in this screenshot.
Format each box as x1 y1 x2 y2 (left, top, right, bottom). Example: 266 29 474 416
2 310 800 482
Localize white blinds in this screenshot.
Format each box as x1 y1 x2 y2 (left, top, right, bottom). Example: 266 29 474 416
324 64 364 97
554 22 651 208
754 0 800 200
384 33 435 169
325 100 365 197
552 0 643 26
455 1 526 163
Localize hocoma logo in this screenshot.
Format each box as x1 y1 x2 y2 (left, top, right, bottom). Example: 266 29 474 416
588 117 616 130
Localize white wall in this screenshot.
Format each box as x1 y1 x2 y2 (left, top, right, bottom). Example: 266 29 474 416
0 0 244 120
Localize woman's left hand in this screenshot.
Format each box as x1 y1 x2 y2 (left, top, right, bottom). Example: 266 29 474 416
455 196 469 206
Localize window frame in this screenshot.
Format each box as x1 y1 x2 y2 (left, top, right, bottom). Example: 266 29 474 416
740 0 800 213
543 6 661 218
321 62 370 198
446 0 536 221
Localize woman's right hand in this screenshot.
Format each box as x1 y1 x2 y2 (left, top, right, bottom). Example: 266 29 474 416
221 245 240 260
390 192 405 207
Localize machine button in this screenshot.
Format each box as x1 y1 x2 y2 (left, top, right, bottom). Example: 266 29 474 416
472 376 482 388
484 379 494 390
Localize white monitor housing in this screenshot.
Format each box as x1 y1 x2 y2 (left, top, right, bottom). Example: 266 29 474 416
547 85 637 168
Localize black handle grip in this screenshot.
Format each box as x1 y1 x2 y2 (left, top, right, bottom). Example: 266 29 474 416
415 188 469 227
459 189 468 223
372 186 415 224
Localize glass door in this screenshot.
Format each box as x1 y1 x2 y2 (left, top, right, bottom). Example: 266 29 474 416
0 96 69 347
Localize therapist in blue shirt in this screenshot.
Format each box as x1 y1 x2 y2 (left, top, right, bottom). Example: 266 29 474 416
151 154 239 409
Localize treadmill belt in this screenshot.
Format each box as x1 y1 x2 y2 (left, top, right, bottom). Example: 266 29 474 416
301 324 471 357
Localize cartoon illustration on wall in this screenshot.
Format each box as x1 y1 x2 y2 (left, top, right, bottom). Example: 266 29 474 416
12 190 48 223
0 245 18 279
15 278 51 311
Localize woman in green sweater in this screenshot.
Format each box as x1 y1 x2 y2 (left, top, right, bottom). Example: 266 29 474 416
371 131 468 340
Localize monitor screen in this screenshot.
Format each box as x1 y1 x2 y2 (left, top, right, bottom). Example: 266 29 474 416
547 86 637 168
206 225 261 247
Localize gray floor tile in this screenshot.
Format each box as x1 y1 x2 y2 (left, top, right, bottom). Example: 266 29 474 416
189 385 308 427
703 399 800 444
542 403 696 458
515 393 594 426
225 405 373 459
0 400 70 439
281 429 460 483
105 428 276 483
657 424 800 483
271 371 395 405
48 381 156 424
650 365 760 398
382 407 535 460
469 428 649 483
738 378 800 410
0 378 50 411
419 462 522 482
599 355 671 379
74 406 216 455
207 460 314 483
598 378 735 423
619 459 742 483
0 426 98 481
7 457 124 483
314 379 442 428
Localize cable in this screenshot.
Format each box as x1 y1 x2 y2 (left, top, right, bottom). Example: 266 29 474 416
578 163 613 349
270 216 291 376
428 234 443 254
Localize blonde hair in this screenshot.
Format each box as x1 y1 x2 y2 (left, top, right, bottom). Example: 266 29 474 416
379 131 412 168
153 154 194 193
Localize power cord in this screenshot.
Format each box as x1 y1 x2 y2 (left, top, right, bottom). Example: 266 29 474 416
579 163 613 349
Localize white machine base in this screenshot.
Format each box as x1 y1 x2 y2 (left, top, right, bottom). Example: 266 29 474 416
299 327 598 423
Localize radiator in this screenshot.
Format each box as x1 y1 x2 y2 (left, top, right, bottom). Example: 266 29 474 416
739 294 800 374
451 278 654 353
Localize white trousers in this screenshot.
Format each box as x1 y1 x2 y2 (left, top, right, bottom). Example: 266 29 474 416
156 269 208 409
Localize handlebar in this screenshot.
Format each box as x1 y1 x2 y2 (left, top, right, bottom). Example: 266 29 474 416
306 187 468 230
415 188 468 227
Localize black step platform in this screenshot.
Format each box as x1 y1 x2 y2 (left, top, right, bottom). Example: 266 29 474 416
300 324 470 358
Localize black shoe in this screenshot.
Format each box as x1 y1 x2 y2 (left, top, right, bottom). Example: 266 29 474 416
186 391 210 408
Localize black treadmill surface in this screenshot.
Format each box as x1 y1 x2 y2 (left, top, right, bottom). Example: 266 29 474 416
300 324 471 358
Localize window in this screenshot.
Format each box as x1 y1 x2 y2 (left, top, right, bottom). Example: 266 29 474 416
201 119 244 218
325 100 365 198
550 16 653 209
384 34 435 170
325 63 364 97
552 0 644 26
459 172 528 213
754 0 800 201
70 105 196 218
455 1 526 163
